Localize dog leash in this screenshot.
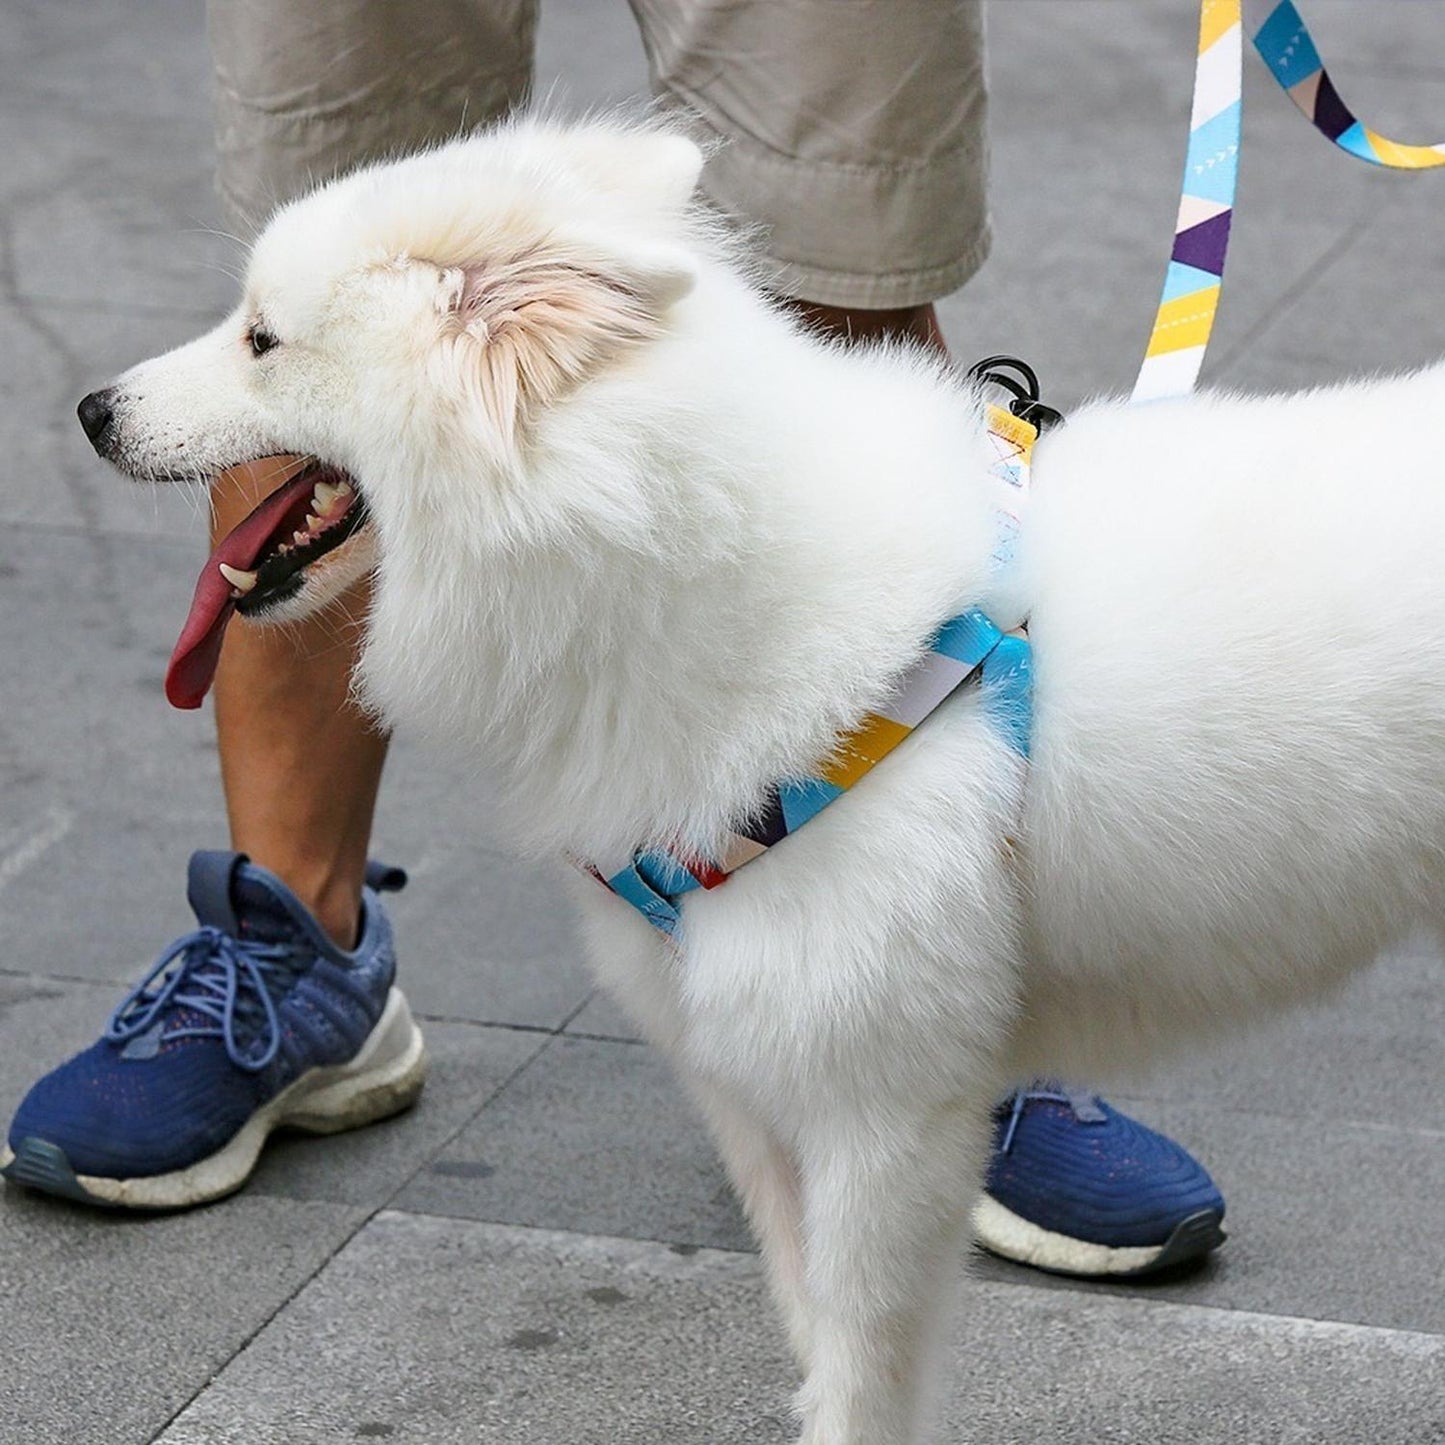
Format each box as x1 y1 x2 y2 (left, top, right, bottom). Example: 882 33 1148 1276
1133 0 1445 404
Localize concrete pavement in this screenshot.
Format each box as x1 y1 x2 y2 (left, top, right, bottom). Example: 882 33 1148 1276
2 2 1443 1440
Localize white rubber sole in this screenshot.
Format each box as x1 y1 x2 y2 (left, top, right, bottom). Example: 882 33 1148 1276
971 1193 1225 1278
1 986 427 1209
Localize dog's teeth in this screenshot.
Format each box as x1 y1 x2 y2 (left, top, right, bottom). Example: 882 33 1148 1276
311 478 353 516
293 529 310 547
306 513 324 531
218 563 258 594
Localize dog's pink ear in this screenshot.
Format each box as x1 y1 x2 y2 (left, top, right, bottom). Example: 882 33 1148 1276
438 238 695 438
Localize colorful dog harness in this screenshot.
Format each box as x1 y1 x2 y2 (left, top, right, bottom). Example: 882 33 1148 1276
587 363 1050 936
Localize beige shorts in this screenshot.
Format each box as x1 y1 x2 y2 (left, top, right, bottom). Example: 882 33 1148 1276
208 0 989 307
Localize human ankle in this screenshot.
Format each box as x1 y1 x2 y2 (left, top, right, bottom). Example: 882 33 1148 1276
780 299 947 355
237 853 365 950
310 885 364 952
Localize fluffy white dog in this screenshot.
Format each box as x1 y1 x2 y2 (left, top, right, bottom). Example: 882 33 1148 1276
80 119 1445 1444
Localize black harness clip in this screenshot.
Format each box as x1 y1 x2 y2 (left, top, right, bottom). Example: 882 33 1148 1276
965 355 1065 434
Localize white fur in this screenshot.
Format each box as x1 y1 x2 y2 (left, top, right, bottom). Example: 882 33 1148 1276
96 118 1445 1444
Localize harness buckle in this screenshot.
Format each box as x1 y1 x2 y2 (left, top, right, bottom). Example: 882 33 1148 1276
965 355 1065 434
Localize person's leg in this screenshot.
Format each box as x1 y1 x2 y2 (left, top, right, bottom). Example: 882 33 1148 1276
210 0 537 238
2 0 538 1207
631 0 985 359
207 0 538 940
785 302 948 354
633 0 1226 1279
209 459 388 947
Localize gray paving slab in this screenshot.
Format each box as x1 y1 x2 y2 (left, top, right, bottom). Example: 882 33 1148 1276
152 1211 1445 1445
154 1214 793 1445
1105 942 1444 1129
394 1021 1445 1336
0 528 201 741
534 0 649 107
394 1035 753 1252
0 1187 371 1445
247 1021 549 1209
0 526 224 984
5 0 215 130
1218 171 1445 386
384 843 593 1029
0 303 231 537
1287 3 1445 86
0 814 226 988
563 985 644 1042
9 159 229 318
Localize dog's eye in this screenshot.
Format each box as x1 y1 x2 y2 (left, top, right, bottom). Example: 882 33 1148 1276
248 326 280 358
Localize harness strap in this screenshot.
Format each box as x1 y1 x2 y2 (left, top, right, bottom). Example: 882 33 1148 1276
586 401 1039 935
1134 0 1444 405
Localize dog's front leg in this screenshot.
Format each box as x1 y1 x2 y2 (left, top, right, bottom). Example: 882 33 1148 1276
793 1096 993 1445
691 1084 813 1371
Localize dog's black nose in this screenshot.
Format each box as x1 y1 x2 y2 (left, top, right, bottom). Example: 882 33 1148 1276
77 389 115 448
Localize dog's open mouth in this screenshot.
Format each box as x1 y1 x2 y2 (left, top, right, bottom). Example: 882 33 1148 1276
166 459 368 710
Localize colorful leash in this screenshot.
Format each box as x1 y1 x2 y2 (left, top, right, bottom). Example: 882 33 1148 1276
1133 0 1445 404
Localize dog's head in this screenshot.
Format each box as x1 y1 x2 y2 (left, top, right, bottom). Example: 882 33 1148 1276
78 119 706 706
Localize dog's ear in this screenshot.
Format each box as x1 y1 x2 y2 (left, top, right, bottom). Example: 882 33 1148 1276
437 235 696 439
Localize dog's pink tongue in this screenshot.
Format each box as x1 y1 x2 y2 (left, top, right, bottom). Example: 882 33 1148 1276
165 467 315 710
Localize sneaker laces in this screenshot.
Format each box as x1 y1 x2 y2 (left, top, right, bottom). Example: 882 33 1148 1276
997 1085 1107 1154
105 926 312 1072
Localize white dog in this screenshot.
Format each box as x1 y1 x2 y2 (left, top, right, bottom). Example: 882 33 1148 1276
79 119 1445 1444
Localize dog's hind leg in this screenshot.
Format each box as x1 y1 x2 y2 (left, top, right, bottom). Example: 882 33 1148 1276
693 1084 814 1372
792 1093 994 1445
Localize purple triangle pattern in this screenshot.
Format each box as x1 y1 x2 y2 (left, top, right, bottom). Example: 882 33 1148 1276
1311 71 1353 142
1171 210 1233 276
738 788 788 847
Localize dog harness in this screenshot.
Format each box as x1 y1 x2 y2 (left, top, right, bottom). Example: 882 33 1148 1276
585 361 1051 936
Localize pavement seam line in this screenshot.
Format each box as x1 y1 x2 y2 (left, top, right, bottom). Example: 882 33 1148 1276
415 1008 648 1046
374 989 600 1212
1212 214 1373 373
141 1204 379 1444
140 1029 572 1440
374 1211 1445 1354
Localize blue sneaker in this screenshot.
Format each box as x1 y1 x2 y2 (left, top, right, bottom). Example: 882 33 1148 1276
1 850 426 1209
973 1086 1226 1277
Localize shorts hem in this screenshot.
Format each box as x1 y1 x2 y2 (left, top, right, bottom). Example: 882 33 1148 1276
761 225 993 310
672 89 991 310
